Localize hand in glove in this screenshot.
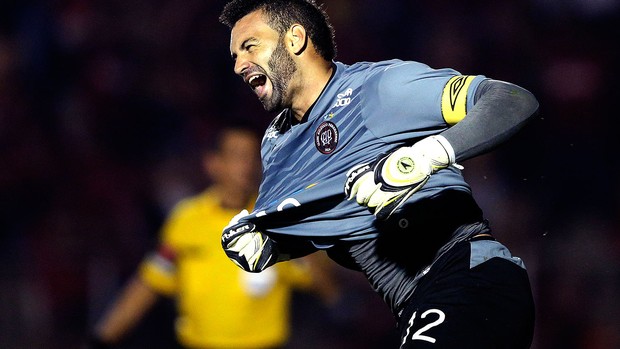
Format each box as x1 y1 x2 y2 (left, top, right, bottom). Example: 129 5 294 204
221 210 278 272
344 135 460 220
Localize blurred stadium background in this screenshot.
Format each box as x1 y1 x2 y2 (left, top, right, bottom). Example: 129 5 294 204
1 0 619 348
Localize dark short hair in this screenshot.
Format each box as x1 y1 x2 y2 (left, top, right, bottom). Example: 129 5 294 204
203 121 261 154
219 0 337 61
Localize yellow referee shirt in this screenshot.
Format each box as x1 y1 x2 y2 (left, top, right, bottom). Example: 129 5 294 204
139 188 313 349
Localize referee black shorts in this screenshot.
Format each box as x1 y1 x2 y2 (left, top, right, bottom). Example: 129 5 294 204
398 235 535 349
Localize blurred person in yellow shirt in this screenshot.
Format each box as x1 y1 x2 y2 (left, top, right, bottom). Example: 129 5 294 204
91 125 339 349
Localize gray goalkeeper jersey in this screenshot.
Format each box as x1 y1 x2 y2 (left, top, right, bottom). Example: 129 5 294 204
250 59 485 246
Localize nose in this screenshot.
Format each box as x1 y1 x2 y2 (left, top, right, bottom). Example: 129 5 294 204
234 56 250 77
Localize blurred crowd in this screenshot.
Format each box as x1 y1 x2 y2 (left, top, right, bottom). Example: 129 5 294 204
1 0 619 348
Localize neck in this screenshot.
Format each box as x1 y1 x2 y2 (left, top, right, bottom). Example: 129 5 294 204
290 60 333 121
212 185 251 210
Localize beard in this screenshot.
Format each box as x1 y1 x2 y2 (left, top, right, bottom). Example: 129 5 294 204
262 39 297 112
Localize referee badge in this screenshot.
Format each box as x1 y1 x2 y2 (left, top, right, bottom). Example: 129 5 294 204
314 121 339 154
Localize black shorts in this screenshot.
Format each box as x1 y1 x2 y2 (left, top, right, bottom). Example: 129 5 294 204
398 236 535 349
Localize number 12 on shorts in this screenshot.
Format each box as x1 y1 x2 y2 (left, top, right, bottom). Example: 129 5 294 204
400 309 446 348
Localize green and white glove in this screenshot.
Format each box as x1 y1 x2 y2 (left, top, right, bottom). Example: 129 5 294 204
221 209 278 272
344 135 460 220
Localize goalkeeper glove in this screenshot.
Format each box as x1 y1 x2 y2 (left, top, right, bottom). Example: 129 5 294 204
344 135 460 220
221 210 278 272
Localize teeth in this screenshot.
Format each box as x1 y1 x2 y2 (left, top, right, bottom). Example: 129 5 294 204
249 75 259 84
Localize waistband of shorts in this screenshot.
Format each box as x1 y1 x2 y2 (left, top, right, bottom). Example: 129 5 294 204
393 223 492 319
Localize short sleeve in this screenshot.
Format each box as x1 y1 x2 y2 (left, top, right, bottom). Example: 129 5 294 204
139 244 178 295
361 60 485 141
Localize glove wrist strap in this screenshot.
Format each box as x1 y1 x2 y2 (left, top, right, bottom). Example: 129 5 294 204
415 135 463 170
433 135 456 164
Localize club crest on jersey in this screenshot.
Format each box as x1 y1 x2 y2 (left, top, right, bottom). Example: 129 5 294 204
314 121 339 154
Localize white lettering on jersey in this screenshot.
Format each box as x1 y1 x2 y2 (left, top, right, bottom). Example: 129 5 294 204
277 198 301 211
253 197 301 219
265 128 279 139
334 88 353 107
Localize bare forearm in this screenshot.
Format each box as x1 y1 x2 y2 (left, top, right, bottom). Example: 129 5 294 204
94 277 160 344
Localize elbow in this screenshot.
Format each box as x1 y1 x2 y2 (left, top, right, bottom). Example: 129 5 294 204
494 80 539 124
519 87 539 121
479 79 539 122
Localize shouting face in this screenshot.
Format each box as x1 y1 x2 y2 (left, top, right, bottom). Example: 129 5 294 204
230 10 297 112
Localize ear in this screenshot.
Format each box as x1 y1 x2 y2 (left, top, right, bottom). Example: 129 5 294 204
286 24 307 55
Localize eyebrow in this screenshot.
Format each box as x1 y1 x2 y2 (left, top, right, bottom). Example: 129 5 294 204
231 37 259 60
240 37 258 50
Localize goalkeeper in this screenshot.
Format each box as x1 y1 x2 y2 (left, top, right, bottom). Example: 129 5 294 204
219 1 539 348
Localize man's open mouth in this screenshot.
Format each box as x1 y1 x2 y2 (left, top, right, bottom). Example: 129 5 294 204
246 73 268 98
248 74 266 88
